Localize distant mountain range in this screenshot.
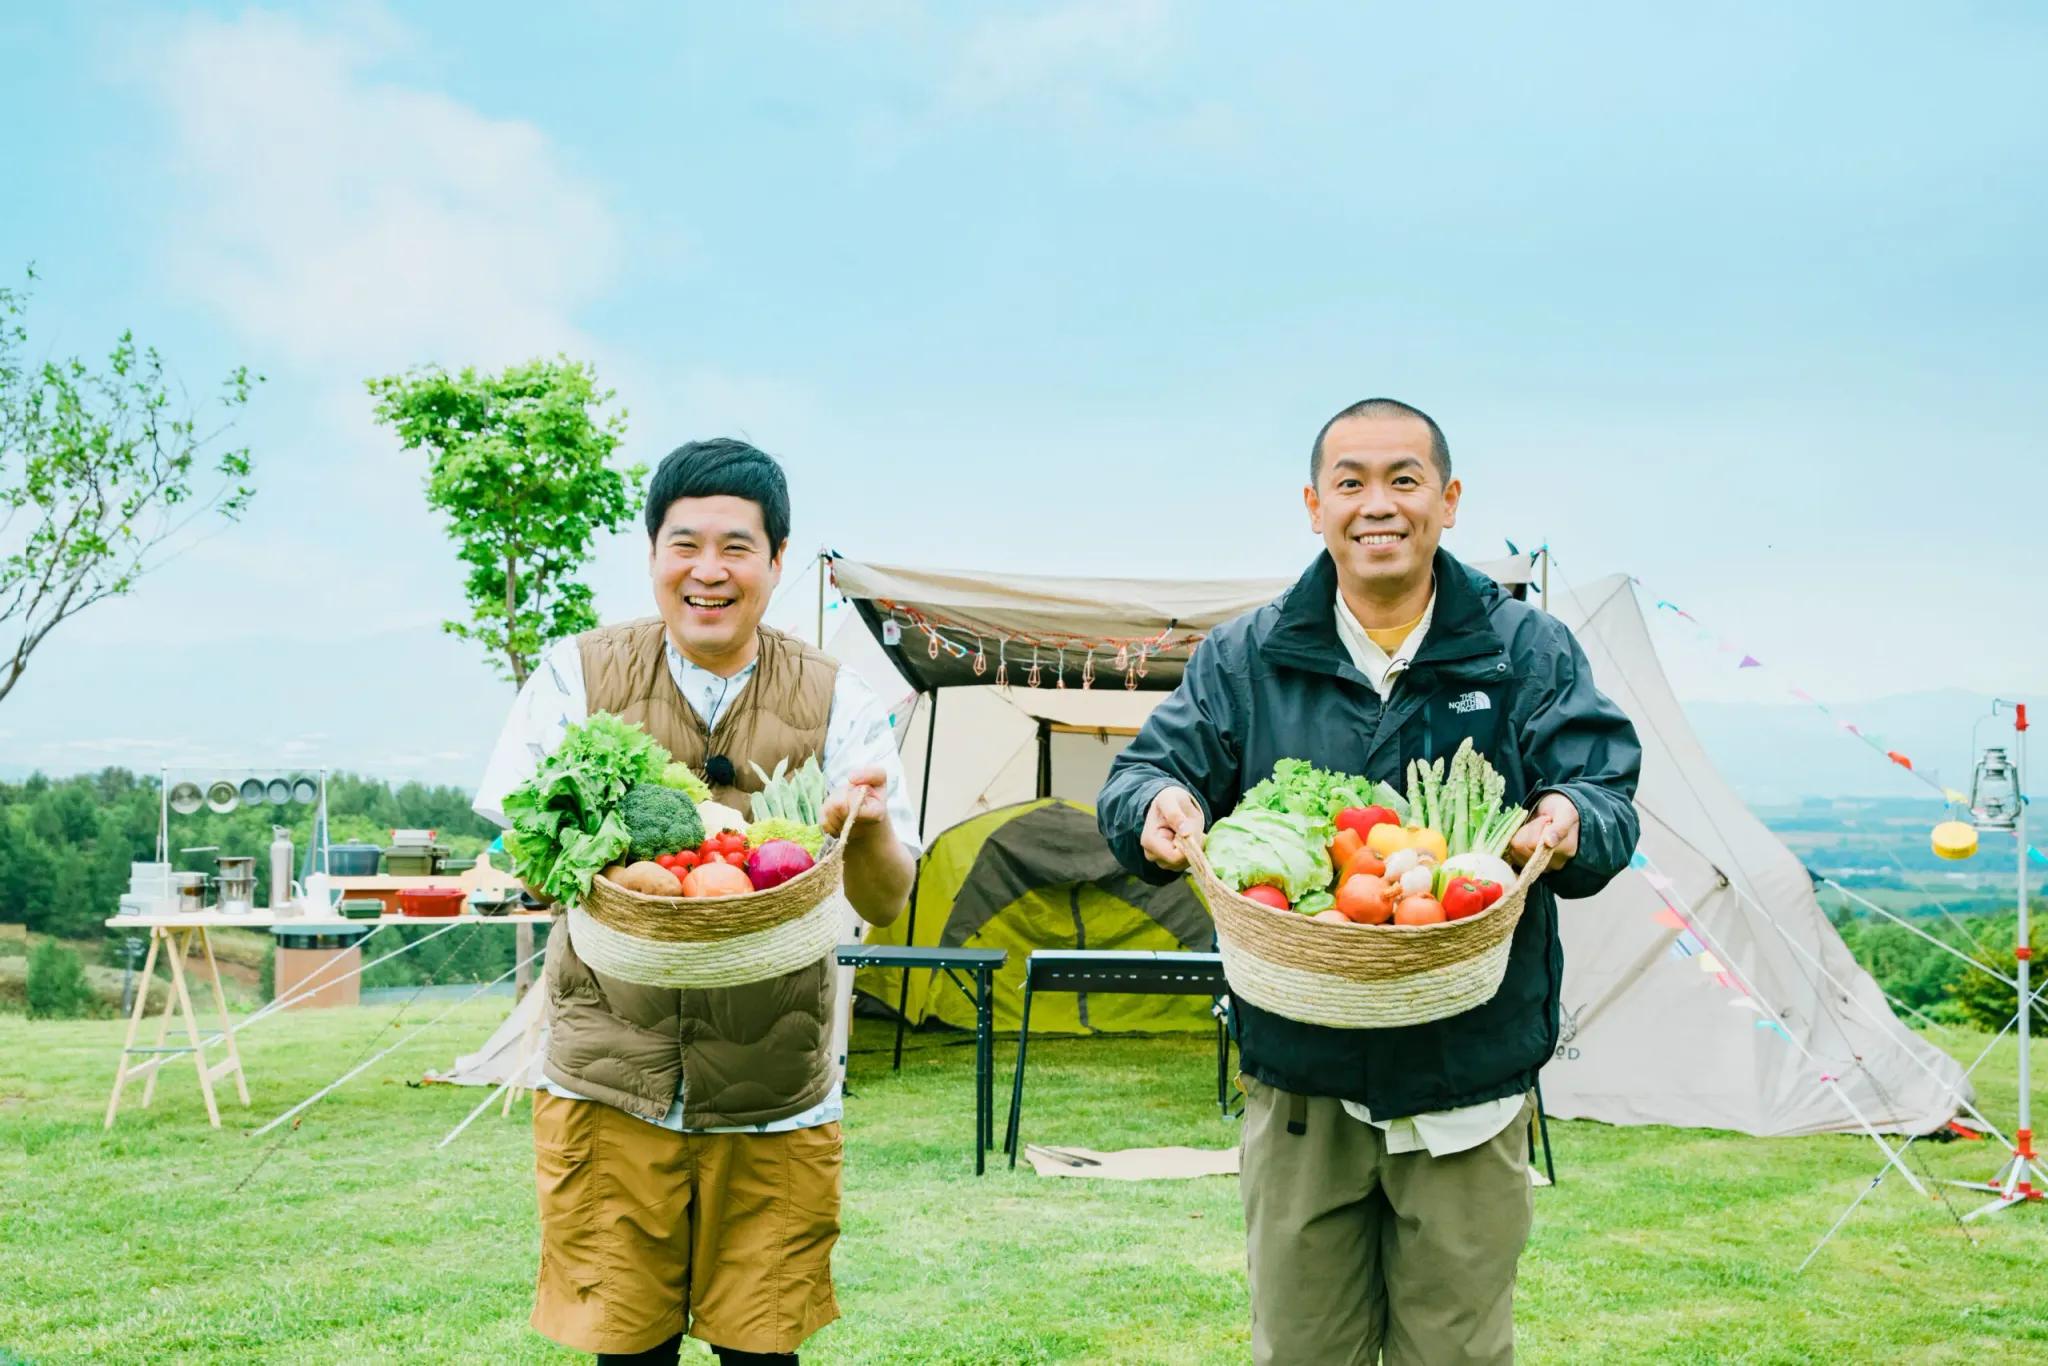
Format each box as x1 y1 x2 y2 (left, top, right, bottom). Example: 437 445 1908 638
1685 688 2042 808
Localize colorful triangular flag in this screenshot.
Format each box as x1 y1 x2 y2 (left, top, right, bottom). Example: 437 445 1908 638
1652 907 1687 931
1738 655 1761 669
1698 951 1725 974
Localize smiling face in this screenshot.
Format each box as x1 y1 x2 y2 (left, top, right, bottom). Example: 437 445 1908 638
648 494 785 673
1304 411 1461 599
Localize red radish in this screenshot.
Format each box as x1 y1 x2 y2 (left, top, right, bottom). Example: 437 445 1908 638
1240 884 1290 911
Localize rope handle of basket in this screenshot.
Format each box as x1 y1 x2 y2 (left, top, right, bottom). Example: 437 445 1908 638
1174 827 1559 894
828 783 868 847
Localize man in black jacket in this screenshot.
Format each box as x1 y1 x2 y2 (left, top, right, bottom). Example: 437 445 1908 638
1099 397 1641 1366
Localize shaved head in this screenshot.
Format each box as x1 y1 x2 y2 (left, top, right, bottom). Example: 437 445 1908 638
1310 398 1451 485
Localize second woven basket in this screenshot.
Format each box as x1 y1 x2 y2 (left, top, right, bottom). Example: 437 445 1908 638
1184 832 1555 1029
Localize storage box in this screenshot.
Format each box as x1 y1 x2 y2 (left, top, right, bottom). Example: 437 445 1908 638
384 842 447 876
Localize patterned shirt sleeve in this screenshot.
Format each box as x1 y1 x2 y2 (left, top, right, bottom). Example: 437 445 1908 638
820 664 923 854
471 639 589 828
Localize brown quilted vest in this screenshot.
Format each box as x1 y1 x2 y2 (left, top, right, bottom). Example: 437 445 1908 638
539 618 839 1127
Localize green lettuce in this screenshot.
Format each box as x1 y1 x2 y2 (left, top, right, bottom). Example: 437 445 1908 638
1205 808 1330 903
1238 758 1405 844
502 712 672 904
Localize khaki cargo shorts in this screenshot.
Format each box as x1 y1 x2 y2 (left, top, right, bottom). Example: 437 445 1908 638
530 1091 842 1356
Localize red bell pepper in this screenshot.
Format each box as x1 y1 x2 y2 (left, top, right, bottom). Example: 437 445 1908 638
1442 877 1489 921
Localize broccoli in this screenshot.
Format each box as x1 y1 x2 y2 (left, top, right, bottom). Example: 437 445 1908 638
619 783 706 861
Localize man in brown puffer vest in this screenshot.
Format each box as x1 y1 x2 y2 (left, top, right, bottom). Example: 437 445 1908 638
473 439 916 1366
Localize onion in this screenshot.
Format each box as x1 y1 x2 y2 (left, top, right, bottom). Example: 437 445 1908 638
744 839 816 891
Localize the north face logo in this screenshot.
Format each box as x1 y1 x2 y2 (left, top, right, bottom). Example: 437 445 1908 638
1449 690 1492 714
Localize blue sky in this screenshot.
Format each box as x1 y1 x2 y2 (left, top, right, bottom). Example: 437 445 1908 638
1 2 2043 785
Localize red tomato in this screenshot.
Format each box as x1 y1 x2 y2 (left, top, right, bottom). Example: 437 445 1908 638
1338 847 1387 884
673 850 700 870
1441 877 1487 921
723 850 749 867
1240 884 1290 911
1335 806 1400 837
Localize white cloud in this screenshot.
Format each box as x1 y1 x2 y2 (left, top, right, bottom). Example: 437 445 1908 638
142 8 618 373
945 0 1173 115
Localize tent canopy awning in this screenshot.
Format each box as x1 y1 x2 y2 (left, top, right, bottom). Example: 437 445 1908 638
830 551 1537 693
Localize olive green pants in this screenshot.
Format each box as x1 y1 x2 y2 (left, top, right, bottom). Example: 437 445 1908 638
1240 1076 1535 1366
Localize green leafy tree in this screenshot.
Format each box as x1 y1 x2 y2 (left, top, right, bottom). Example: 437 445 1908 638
365 358 643 688
1946 909 2046 1037
26 938 94 1019
0 269 259 704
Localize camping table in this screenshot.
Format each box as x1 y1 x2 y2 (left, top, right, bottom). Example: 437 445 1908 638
1003 950 1232 1168
100 909 553 1131
836 945 1007 1174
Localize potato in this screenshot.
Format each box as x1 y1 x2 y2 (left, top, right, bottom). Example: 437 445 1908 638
613 860 683 897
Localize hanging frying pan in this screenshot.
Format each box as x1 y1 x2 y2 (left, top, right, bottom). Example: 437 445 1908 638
266 778 292 805
238 777 265 805
205 781 239 813
169 781 205 815
291 777 317 804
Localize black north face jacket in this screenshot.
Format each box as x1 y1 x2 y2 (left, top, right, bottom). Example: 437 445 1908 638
1099 548 1642 1119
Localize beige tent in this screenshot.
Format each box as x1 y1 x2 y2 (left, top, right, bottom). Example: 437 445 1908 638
827 554 1967 1136
828 553 1535 840
1538 575 1968 1136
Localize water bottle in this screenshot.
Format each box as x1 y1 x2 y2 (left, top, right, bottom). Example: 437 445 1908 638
269 825 295 912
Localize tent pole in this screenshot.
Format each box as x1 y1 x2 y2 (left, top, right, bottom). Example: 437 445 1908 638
1036 719 1052 799
894 690 940 1072
816 552 826 648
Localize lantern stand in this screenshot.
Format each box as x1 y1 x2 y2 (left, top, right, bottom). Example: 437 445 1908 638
1943 702 2045 1219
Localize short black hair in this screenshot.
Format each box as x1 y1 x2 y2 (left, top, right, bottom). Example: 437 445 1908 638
643 438 791 554
1310 397 1452 486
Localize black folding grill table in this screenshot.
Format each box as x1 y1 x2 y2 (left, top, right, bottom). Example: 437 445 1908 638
837 944 1007 1174
1002 949 1232 1167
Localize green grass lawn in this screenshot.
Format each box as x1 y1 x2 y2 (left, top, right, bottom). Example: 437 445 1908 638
2 1004 2045 1364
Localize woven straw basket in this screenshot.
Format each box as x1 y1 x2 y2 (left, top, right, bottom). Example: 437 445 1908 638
567 803 857 989
1184 833 1556 1029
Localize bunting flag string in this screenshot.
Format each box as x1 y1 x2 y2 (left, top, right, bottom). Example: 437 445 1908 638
862 596 1202 690
1625 575 2043 865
